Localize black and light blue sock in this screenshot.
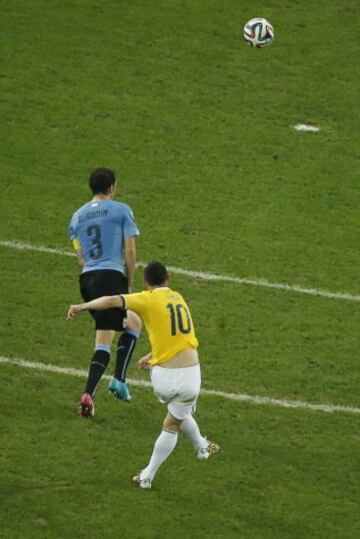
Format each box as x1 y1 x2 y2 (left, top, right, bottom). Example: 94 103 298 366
85 344 111 396
114 329 139 382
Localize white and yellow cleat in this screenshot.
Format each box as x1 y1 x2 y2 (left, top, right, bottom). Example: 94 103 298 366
197 441 220 460
132 474 152 490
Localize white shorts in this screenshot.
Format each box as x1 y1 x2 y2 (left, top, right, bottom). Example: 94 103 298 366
150 364 201 420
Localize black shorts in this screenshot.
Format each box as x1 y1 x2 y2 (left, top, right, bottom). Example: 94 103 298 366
80 269 128 331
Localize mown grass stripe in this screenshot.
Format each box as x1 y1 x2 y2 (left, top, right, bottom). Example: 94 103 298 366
1 239 360 302
1 355 359 415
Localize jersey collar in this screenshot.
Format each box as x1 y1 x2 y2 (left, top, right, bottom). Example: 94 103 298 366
151 286 170 292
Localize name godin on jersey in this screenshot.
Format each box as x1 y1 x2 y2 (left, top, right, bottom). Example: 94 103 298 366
77 208 109 224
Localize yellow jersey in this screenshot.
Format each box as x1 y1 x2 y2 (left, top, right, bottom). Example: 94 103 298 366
122 287 198 366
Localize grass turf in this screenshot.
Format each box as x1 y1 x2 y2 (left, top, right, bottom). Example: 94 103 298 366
1 0 359 537
1 364 359 539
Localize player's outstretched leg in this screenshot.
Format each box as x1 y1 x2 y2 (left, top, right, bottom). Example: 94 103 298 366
180 415 220 460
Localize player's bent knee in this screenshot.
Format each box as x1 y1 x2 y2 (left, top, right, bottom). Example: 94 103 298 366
163 412 182 432
95 329 115 346
126 310 142 334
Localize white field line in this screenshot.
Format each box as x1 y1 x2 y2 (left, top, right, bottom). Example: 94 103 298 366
1 239 360 302
1 355 359 415
294 124 320 132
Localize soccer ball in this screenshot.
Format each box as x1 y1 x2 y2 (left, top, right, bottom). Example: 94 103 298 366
244 18 274 48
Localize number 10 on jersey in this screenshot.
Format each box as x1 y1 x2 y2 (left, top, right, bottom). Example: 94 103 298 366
166 303 192 335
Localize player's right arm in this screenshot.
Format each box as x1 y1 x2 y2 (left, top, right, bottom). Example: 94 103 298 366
72 238 84 267
67 291 148 321
67 295 125 320
69 216 84 267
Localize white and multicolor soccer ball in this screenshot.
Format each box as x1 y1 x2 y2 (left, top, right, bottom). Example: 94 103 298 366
244 18 274 48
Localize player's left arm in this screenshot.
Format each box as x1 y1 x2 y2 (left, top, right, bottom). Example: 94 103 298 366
124 235 137 292
138 352 152 369
67 295 125 320
121 204 140 292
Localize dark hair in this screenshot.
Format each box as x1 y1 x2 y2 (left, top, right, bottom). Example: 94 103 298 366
144 261 169 286
89 168 116 194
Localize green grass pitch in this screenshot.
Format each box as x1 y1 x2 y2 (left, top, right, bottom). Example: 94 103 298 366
1 1 359 538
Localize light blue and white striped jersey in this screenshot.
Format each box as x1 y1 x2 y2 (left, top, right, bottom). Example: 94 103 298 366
69 200 139 274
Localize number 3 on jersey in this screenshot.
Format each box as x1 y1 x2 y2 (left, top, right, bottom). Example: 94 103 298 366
87 224 103 260
166 303 192 335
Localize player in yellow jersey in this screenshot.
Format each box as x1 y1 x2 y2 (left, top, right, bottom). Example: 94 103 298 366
67 261 220 489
